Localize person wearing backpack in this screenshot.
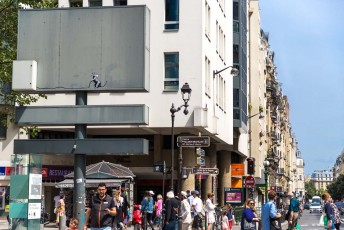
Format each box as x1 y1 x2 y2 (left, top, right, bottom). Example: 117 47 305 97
261 191 281 230
287 192 300 230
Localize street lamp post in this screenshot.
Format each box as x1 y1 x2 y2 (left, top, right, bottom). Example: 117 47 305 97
263 158 270 202
170 83 192 192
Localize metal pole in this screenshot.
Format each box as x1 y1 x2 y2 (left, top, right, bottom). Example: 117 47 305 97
171 104 175 191
162 170 165 199
74 91 87 230
265 171 268 202
178 146 183 230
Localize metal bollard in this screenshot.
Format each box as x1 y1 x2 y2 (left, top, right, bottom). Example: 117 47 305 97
59 215 67 230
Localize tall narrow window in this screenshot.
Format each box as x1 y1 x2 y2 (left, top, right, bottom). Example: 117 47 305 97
219 76 224 108
205 1 210 38
164 53 179 91
165 0 179 30
205 56 211 96
216 21 219 52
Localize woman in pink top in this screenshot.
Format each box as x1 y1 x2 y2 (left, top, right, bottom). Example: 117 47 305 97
155 194 163 227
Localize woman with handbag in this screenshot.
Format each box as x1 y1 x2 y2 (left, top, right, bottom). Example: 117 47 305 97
241 199 260 230
322 193 336 230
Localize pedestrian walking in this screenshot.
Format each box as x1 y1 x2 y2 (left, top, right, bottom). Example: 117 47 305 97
84 183 116 230
113 190 124 229
225 204 233 230
222 211 229 230
205 193 216 230
322 192 335 230
329 196 341 230
165 191 179 230
141 190 155 230
191 191 203 230
180 191 192 230
287 192 300 230
261 191 281 230
55 194 65 227
155 194 163 228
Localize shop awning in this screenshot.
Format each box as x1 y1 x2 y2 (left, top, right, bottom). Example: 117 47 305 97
64 161 135 180
55 178 129 188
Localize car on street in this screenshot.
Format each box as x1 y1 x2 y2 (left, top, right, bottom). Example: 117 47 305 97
304 203 310 210
334 202 344 215
310 203 322 213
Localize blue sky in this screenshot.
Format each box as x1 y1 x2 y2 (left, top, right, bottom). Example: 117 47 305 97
259 0 344 175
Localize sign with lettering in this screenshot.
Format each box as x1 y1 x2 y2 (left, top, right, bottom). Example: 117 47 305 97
192 168 219 175
177 136 210 147
0 167 6 176
244 176 256 187
42 165 74 179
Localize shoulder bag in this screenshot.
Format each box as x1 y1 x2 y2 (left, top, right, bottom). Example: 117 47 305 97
243 218 256 230
269 203 281 230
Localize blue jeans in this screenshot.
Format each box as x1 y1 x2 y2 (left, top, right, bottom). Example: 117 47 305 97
91 226 112 230
165 220 177 230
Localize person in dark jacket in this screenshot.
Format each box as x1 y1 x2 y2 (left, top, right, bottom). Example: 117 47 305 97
165 191 180 230
322 192 335 230
84 183 116 230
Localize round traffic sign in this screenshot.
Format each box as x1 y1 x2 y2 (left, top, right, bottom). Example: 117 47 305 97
245 175 256 187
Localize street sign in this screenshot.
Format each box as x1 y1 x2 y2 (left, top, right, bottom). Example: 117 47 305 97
244 175 256 187
196 157 205 166
196 148 205 157
192 167 219 175
177 136 210 147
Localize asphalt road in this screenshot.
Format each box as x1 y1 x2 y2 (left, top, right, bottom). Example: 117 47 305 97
298 210 326 230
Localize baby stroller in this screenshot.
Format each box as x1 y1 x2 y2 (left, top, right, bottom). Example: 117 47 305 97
133 204 142 230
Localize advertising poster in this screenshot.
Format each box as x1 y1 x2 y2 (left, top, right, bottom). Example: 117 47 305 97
28 203 41 219
224 188 243 205
29 174 42 199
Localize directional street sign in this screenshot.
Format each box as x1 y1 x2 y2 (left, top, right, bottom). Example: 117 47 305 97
192 167 219 175
177 136 210 147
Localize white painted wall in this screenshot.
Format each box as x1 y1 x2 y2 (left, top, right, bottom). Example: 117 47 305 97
32 0 236 145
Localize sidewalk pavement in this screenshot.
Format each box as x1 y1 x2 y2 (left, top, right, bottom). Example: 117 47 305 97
0 220 286 230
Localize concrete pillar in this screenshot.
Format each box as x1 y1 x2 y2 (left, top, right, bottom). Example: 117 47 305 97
204 144 217 199
181 147 196 192
217 150 232 206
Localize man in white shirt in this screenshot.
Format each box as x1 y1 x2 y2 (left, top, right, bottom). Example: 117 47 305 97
191 191 203 230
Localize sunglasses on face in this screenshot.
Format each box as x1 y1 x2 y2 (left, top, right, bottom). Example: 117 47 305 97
249 203 255 205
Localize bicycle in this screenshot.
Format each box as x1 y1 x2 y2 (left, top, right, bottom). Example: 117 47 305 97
212 207 223 230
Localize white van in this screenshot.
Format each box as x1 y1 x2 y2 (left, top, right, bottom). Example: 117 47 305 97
312 196 321 204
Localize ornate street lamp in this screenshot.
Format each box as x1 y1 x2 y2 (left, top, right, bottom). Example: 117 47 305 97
170 83 192 192
263 158 270 202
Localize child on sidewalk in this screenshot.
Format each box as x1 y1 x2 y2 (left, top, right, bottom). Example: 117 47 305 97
66 217 78 230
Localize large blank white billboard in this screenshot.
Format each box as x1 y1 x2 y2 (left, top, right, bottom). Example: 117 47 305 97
15 6 150 92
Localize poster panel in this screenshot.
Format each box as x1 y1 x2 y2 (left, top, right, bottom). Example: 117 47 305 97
29 174 42 199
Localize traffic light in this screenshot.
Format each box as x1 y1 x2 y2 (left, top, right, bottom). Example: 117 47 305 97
153 161 165 173
247 157 255 175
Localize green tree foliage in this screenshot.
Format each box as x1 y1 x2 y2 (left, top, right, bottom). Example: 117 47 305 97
328 174 344 201
0 0 56 135
305 181 316 199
